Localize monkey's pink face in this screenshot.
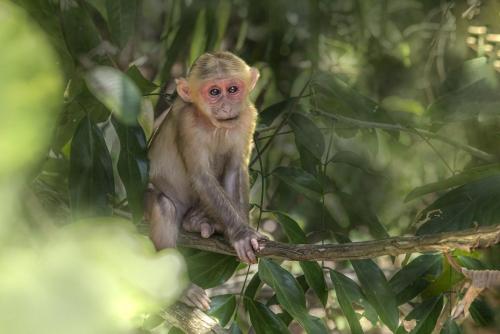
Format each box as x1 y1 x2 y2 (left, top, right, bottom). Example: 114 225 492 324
199 78 247 122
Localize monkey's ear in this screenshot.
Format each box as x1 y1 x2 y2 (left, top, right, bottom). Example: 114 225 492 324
175 78 192 102
249 67 260 91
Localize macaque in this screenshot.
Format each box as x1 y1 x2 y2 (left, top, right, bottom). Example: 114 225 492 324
145 52 263 310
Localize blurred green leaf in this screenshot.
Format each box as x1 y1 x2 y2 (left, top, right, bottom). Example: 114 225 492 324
331 270 378 333
312 72 389 123
289 112 325 160
273 211 328 306
69 116 114 218
389 254 442 305
273 167 322 202
112 119 149 223
405 164 500 202
126 65 158 94
258 259 328 334
440 319 462 334
180 249 239 289
469 298 495 327
207 294 236 327
395 296 443 334
328 151 377 175
352 259 399 331
0 1 62 178
416 175 500 235
188 8 207 67
86 66 142 125
59 0 101 58
105 0 138 48
428 58 499 124
246 299 290 334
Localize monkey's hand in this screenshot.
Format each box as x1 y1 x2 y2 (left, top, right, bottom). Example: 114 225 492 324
228 226 265 264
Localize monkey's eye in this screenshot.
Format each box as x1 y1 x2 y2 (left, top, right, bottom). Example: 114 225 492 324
227 86 239 94
209 88 221 96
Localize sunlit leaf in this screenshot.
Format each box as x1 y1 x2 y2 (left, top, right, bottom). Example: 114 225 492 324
247 299 290 334
112 119 149 223
69 116 114 218
207 294 236 327
258 259 328 334
86 66 142 125
0 1 62 178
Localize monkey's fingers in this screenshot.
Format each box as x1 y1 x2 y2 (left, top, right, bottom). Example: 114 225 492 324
200 223 214 238
234 240 250 264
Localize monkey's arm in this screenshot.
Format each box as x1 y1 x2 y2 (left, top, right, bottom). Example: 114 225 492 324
188 160 260 264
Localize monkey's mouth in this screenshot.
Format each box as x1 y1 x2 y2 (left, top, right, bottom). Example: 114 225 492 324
219 115 239 122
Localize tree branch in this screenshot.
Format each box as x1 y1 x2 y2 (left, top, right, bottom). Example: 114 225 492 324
178 225 500 261
161 302 228 334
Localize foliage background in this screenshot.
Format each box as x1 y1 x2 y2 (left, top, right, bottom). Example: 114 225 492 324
1 0 500 333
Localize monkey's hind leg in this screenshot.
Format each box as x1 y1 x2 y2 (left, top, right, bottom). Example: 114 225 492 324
144 188 211 311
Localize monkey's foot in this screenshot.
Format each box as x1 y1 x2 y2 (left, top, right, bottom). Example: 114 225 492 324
180 283 211 311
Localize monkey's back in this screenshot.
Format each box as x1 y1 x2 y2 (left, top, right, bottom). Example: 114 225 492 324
148 105 194 208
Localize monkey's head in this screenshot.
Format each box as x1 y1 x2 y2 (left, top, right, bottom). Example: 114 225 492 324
175 52 259 128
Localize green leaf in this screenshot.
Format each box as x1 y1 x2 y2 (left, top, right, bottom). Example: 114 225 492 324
105 0 138 48
258 98 297 126
112 119 149 223
213 0 231 50
328 151 377 175
416 175 500 235
180 249 239 289
330 270 365 334
289 112 325 160
352 259 399 331
188 9 207 67
405 164 500 202
59 0 101 58
389 254 442 305
273 212 328 306
207 294 236 327
469 298 495 326
428 58 499 124
258 259 328 334
244 273 262 300
69 116 114 218
85 66 142 125
421 261 463 298
440 319 462 334
273 167 323 202
126 65 158 94
395 296 443 334
312 72 389 123
247 299 290 334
